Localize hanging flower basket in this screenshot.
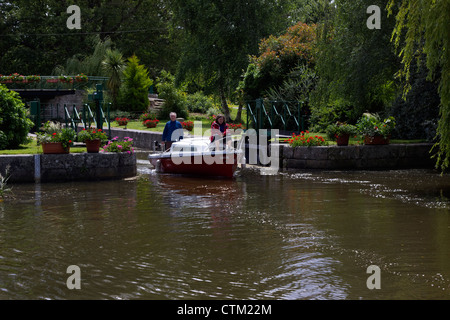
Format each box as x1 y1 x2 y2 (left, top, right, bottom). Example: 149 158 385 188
75 73 88 82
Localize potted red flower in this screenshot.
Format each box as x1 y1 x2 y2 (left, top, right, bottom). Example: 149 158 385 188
356 114 396 145
77 128 108 153
181 120 194 131
115 117 129 126
229 123 244 130
143 119 159 128
326 122 357 146
36 121 76 154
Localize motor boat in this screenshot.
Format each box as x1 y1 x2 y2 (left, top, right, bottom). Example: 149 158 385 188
148 137 243 178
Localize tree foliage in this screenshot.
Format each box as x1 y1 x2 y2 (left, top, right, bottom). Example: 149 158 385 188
389 62 440 141
102 48 126 110
0 85 33 149
155 71 189 120
169 0 290 121
310 0 401 131
0 0 176 77
241 22 317 100
388 0 450 171
119 55 153 112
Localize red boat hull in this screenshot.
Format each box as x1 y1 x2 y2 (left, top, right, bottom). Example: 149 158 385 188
150 153 238 178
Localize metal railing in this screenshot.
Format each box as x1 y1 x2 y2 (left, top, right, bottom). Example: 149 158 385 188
65 103 111 138
29 100 111 138
246 98 308 133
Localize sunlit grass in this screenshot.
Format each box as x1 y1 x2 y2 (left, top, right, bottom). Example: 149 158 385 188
0 138 87 155
110 119 215 135
109 106 247 135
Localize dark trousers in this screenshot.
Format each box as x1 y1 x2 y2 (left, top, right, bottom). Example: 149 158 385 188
164 141 174 150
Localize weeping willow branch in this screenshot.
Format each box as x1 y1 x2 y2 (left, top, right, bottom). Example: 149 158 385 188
388 0 450 172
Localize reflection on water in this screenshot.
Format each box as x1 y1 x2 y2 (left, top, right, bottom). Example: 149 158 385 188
0 161 450 300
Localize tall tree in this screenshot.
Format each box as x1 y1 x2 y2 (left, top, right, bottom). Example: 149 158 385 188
120 55 153 112
0 0 176 76
169 0 289 121
102 48 126 109
388 0 450 171
240 21 317 100
0 0 74 74
310 0 401 129
287 0 333 24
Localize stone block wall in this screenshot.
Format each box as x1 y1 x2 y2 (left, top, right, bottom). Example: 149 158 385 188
280 143 436 170
0 155 35 183
0 152 136 183
109 128 163 150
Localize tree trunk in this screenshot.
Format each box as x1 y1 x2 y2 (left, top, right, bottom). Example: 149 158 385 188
235 101 243 123
219 86 232 122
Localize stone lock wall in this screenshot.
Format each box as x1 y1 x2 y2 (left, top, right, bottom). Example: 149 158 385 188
109 128 163 150
0 152 136 183
280 143 436 170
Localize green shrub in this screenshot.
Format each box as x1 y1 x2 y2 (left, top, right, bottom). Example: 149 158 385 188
156 71 188 119
356 114 396 139
0 131 8 150
119 55 153 112
326 122 357 140
186 91 214 113
309 98 356 132
206 106 220 118
139 112 157 122
388 67 440 141
0 85 33 149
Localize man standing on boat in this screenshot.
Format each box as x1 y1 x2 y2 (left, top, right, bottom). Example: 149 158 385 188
162 112 183 150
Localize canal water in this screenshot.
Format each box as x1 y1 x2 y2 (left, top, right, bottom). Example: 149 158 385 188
1 154 450 300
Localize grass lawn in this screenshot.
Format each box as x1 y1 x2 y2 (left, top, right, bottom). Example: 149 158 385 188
110 118 219 135
109 106 248 135
110 118 429 146
0 138 87 155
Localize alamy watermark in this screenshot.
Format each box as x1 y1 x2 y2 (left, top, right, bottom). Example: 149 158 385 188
66 265 81 290
367 5 381 30
63 4 381 32
63 265 380 291
167 122 280 173
66 5 81 30
366 265 381 290
64 4 381 31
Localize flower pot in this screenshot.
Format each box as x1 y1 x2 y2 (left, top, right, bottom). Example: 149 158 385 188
47 79 58 83
85 139 101 153
42 142 69 154
145 122 158 128
336 134 350 146
364 135 390 145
